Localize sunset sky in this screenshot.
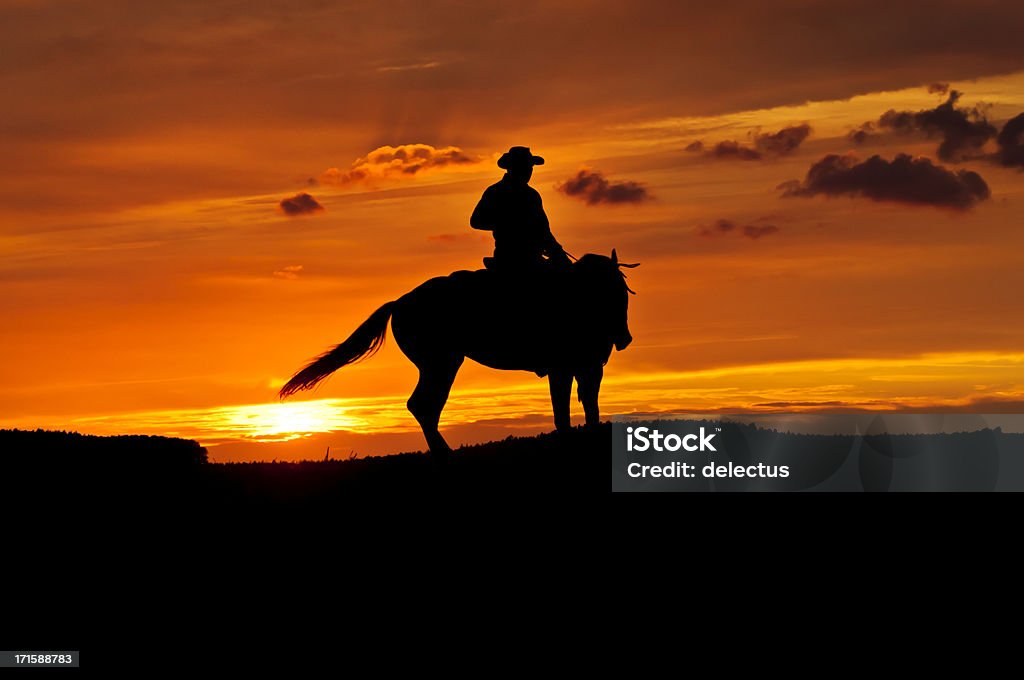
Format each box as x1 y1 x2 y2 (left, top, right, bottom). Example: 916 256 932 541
3 0 1024 461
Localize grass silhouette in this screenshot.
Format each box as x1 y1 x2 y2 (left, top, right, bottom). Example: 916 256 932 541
4 421 1023 509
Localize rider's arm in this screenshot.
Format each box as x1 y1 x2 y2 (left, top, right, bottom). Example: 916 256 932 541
535 193 566 257
470 187 496 231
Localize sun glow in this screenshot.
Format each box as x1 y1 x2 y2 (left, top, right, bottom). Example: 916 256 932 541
220 401 367 442
57 398 372 444
4 349 1018 458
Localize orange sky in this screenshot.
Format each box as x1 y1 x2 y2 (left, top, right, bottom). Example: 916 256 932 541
3 1 1024 461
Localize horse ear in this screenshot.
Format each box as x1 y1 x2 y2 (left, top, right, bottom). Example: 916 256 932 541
611 249 618 264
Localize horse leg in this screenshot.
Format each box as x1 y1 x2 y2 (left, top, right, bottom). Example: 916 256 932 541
407 356 464 456
549 370 573 432
576 364 603 427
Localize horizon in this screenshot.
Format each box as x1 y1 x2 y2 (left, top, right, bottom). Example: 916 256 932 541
7 411 1024 466
3 1 1024 461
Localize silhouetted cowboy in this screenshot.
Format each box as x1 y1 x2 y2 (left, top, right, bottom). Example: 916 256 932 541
471 146 571 271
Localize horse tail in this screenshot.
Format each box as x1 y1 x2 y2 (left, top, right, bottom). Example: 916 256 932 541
279 302 395 399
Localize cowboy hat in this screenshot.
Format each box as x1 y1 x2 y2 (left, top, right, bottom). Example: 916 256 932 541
497 146 545 169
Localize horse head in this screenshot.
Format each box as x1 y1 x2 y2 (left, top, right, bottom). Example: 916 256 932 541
573 248 638 352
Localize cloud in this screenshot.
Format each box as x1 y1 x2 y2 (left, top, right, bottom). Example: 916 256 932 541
278 192 324 216
743 224 780 239
376 61 441 73
754 124 813 155
698 219 737 236
995 113 1024 169
698 218 780 239
779 153 990 209
859 91 1024 169
320 144 484 186
426 233 486 243
876 91 996 161
9 1 1024 218
686 124 811 160
704 140 764 160
847 122 876 145
273 265 303 280
555 168 651 205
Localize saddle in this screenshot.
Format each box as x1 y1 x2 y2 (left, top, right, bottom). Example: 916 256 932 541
460 259 571 326
483 254 570 279
434 260 575 377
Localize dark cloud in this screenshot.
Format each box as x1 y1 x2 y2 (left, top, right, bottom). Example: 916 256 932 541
706 140 763 160
995 113 1024 169
779 153 990 209
743 224 780 239
687 124 811 161
556 168 651 205
860 90 1024 169
698 218 780 239
698 219 737 236
278 192 324 216
877 91 996 161
320 144 483 185
754 124 812 155
847 122 876 145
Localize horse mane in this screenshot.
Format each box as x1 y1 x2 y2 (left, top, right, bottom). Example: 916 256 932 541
574 252 638 294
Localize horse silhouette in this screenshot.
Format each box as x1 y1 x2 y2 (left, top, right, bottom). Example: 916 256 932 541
279 250 636 454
